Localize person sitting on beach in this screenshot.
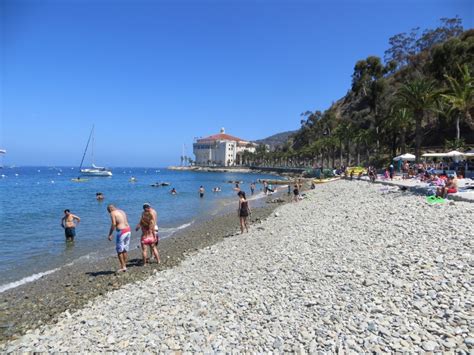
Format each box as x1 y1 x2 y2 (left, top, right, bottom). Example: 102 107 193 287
170 187 177 195
61 209 81 242
237 191 251 234
436 174 458 198
107 204 131 273
135 208 160 265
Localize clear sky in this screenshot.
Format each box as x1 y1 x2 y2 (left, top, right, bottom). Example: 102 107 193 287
1 0 472 166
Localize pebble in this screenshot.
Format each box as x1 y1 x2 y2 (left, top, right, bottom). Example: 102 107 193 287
1 180 473 352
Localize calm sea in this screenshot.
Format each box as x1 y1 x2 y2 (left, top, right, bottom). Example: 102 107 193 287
0 166 278 292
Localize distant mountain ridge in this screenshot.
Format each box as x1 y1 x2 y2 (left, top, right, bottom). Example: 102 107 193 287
254 130 296 150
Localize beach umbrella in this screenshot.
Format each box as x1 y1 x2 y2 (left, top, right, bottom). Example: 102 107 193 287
445 150 465 157
393 153 415 161
445 150 465 162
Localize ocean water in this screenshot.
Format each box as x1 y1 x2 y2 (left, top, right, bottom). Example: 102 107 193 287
0 166 279 292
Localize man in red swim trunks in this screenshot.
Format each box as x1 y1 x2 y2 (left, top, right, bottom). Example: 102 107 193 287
107 204 131 272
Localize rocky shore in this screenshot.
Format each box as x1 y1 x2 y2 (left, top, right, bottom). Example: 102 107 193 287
2 180 473 352
0 203 282 343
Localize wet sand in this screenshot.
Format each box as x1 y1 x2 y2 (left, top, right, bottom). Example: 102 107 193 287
0 196 289 343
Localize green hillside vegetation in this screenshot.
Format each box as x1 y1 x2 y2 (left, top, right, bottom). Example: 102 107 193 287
254 130 298 150
242 17 473 168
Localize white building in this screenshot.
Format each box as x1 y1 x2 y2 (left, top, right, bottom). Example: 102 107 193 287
193 128 257 166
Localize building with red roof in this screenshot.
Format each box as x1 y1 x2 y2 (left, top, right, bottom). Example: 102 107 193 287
193 128 257 166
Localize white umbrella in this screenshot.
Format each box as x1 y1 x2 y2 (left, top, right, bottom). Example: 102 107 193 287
445 150 465 157
393 153 415 161
422 152 448 157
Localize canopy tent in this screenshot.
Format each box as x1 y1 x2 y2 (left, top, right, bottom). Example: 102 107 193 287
422 151 469 158
393 153 415 161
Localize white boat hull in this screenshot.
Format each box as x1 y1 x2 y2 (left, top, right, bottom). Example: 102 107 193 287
81 169 112 177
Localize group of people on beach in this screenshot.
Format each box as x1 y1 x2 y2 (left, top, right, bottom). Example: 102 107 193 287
61 179 307 271
62 202 161 272
107 202 162 272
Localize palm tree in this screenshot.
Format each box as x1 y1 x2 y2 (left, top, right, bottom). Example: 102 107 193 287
388 107 413 154
397 78 439 162
441 64 474 140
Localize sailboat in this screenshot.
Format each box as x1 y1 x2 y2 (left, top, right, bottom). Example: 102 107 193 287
79 126 112 177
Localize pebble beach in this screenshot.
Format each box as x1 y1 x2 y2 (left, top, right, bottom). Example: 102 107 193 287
2 180 473 352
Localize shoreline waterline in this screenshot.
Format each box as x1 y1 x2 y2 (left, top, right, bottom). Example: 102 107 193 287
2 179 472 352
0 192 288 343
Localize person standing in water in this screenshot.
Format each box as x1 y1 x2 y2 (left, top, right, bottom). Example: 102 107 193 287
237 191 251 234
199 185 205 198
250 182 256 195
107 204 131 273
61 209 81 242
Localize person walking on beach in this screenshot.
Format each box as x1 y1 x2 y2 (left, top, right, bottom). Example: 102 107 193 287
135 207 160 265
293 185 300 202
237 191 251 234
389 163 395 180
199 185 205 198
141 203 160 261
61 209 81 242
107 204 131 273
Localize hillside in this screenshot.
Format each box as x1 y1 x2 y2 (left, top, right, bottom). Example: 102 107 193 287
254 130 297 150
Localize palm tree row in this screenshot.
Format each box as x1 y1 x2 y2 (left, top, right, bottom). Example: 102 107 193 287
242 26 473 168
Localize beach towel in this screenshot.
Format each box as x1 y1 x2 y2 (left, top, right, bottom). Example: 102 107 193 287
426 196 446 205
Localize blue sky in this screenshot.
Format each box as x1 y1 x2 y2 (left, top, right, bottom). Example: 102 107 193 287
1 0 472 166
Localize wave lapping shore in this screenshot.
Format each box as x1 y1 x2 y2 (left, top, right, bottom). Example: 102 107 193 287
2 180 473 352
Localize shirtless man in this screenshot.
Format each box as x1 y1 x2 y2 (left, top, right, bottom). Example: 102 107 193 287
107 204 131 272
61 209 81 242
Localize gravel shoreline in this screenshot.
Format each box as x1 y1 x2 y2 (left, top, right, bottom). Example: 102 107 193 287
2 180 473 352
0 196 285 343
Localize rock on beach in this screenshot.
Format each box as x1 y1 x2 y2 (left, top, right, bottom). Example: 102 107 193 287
2 180 473 352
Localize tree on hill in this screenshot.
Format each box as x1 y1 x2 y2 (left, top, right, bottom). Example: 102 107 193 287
441 64 474 140
396 78 439 162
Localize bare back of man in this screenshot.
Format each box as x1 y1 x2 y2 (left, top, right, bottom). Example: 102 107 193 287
107 205 131 272
111 209 129 230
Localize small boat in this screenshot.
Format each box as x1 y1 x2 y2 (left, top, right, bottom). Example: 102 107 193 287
256 179 289 185
313 177 341 184
150 182 171 187
227 180 243 184
78 126 112 177
346 167 367 175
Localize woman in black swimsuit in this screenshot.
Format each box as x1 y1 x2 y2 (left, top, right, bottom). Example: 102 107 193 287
237 191 251 234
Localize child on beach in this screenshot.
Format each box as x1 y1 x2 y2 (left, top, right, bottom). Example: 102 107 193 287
135 210 160 265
